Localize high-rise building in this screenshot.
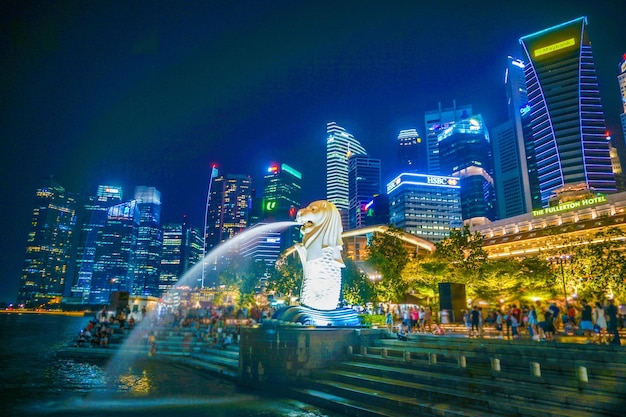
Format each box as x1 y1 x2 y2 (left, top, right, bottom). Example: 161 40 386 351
396 129 427 173
491 57 541 219
17 178 77 308
348 154 381 230
326 122 367 227
424 102 472 175
70 185 123 304
520 17 617 206
619 53 626 151
205 174 252 250
160 223 184 293
387 173 462 243
132 186 163 297
89 200 139 305
438 114 497 225
262 162 302 253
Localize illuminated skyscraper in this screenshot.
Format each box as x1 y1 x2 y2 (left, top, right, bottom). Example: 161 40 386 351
520 17 616 205
71 185 122 304
160 217 202 292
424 102 472 175
205 174 252 249
326 122 367 227
348 154 381 230
17 178 77 308
90 200 139 305
132 186 163 297
619 54 626 149
396 129 427 173
438 114 496 225
387 173 462 243
262 162 302 252
491 57 541 219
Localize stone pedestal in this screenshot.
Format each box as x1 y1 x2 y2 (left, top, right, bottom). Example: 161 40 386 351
237 325 386 387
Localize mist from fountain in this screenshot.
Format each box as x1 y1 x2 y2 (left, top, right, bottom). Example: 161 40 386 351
103 220 300 380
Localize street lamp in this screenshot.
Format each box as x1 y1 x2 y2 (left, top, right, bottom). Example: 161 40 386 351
547 255 572 308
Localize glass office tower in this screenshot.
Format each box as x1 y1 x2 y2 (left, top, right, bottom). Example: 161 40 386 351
348 154 381 230
326 122 367 227
520 17 616 205
17 178 77 308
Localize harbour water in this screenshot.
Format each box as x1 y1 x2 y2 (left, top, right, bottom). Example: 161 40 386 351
0 313 339 417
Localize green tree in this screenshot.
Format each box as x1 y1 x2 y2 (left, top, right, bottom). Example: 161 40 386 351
267 254 303 303
367 225 410 303
341 258 375 306
433 226 488 285
570 227 626 300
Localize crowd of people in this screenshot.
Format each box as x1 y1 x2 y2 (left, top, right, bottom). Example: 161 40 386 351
460 298 622 345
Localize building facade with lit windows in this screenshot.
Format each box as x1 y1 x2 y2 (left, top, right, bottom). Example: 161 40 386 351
132 186 163 297
397 129 427 173
519 17 617 206
619 54 626 152
90 200 140 305
437 114 497 225
17 178 77 308
348 154 381 230
326 121 367 227
472 192 626 260
491 57 541 219
262 163 302 252
387 173 462 243
424 102 472 175
70 185 123 304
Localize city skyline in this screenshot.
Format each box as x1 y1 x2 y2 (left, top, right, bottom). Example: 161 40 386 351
2 1 626 303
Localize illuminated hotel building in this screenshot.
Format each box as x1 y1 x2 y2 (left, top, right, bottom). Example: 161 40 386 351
520 17 617 206
397 129 427 173
17 178 77 308
387 173 462 243
70 185 122 304
472 192 626 260
424 102 472 175
437 114 496 225
326 122 367 227
348 154 381 230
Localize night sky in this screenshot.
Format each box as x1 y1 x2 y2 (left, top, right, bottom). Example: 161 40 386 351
1 1 625 303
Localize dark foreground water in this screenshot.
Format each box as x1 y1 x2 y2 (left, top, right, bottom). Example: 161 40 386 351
0 313 340 417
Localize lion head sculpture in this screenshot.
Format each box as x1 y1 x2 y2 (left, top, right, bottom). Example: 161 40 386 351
296 200 344 264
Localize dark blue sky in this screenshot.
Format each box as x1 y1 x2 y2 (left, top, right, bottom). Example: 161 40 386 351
1 0 625 303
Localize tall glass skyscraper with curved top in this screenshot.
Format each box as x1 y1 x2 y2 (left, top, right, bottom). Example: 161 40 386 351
520 17 616 206
326 122 367 226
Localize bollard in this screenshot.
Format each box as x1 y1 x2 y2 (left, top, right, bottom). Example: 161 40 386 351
347 345 353 355
491 358 501 372
577 366 588 384
429 352 437 365
362 346 368 356
458 355 466 368
531 361 541 377
382 348 388 359
404 351 411 362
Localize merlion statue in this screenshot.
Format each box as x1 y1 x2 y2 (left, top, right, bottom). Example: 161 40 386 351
271 200 359 326
294 200 345 310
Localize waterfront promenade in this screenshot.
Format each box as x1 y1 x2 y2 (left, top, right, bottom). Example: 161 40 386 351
58 317 624 417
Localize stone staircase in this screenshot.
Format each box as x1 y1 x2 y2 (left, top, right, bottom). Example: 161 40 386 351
288 334 625 417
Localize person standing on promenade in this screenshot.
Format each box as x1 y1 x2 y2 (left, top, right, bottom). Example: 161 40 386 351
470 305 481 337
606 298 621 346
593 301 608 344
580 300 594 343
